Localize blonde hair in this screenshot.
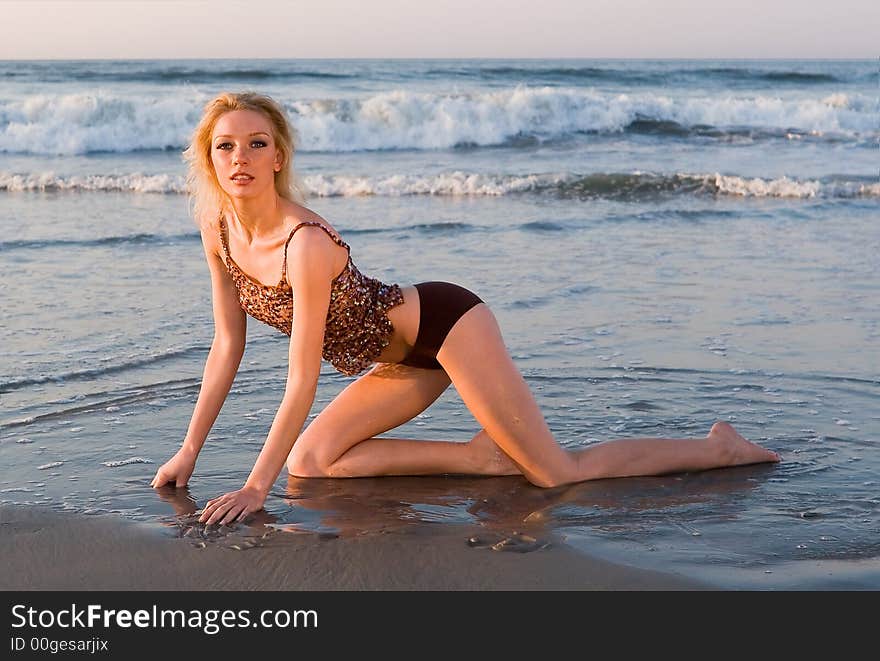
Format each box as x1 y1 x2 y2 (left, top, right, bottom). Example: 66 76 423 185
182 91 308 229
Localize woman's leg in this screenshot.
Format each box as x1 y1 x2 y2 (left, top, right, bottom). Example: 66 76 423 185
286 362 519 479
435 304 780 488
288 305 778 486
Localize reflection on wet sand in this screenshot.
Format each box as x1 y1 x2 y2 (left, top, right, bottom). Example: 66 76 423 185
153 485 279 550
152 464 772 554
277 465 770 549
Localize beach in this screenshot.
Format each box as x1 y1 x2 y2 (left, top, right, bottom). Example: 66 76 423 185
1 58 878 591
1 504 708 590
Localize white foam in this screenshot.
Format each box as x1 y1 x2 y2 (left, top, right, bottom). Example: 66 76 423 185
822 93 850 108
0 87 875 155
711 173 880 198
0 171 186 193
1 91 197 155
2 168 876 199
302 171 571 196
37 461 64 470
712 174 822 198
0 169 568 195
101 456 153 467
290 87 878 150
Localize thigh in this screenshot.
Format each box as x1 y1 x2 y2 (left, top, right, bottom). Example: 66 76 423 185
436 304 573 485
289 362 452 470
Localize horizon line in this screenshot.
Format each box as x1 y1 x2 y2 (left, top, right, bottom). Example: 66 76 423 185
2 55 876 61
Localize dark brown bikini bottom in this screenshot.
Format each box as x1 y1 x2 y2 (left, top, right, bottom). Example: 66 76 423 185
398 281 483 370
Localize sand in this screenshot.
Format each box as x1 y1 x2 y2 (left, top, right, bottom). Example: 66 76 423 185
0 505 708 591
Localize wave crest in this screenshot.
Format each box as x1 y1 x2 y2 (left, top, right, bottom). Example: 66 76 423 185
1 87 874 155
3 169 878 200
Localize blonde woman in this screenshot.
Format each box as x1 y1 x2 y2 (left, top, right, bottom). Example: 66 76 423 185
150 92 779 525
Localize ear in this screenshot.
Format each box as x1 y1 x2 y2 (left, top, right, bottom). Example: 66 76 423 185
274 149 284 172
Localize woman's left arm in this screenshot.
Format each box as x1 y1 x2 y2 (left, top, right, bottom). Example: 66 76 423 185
199 227 336 525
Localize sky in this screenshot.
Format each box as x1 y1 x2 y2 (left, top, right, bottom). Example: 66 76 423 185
0 0 877 59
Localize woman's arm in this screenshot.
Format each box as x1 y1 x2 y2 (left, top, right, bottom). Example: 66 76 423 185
199 226 337 524
151 224 247 488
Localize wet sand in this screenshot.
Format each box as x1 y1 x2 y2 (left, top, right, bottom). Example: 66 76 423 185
0 505 708 590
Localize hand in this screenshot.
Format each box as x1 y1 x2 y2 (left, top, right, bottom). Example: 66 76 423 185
150 447 197 489
199 485 266 525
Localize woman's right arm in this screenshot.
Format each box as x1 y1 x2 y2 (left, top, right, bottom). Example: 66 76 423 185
151 223 246 488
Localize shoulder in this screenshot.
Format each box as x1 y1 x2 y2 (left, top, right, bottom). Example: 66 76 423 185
284 205 344 250
284 223 344 289
285 223 339 262
281 200 342 237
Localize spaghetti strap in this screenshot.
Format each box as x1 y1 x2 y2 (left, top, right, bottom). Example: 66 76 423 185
217 215 231 257
282 221 350 280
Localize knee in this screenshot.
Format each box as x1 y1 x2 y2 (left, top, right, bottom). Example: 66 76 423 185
523 469 570 489
286 444 332 478
527 475 567 489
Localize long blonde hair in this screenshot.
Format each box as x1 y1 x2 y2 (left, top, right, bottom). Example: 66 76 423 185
182 92 308 229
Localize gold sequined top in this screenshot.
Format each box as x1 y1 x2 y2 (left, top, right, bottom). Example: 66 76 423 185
218 215 404 376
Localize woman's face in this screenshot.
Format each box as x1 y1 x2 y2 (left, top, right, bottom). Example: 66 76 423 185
210 109 283 202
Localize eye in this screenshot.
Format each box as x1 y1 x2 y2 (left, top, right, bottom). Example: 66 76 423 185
215 142 232 150
251 140 267 148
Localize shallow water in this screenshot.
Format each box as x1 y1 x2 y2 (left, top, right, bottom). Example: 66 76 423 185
1 58 878 588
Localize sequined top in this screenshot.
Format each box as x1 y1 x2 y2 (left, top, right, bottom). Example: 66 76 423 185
218 215 404 376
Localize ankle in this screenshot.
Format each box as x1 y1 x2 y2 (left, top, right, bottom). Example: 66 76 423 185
706 432 734 465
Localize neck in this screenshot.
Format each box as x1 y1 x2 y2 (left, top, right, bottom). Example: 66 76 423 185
226 192 283 243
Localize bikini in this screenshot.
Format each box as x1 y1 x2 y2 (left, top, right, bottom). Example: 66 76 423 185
218 216 482 376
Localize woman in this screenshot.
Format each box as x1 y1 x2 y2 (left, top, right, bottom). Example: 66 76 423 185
150 92 780 525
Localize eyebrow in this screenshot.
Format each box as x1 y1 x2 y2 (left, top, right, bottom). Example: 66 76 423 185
213 132 271 139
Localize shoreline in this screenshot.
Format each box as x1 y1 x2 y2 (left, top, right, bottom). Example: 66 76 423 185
0 504 709 591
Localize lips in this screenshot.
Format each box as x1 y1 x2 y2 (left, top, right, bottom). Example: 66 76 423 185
230 172 254 182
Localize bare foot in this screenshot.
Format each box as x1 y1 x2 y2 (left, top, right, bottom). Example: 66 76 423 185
707 421 780 466
469 429 521 476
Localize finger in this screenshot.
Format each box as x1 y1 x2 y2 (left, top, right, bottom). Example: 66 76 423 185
198 498 222 523
200 492 236 522
206 492 229 507
151 473 166 489
208 504 233 526
206 500 235 526
221 504 246 526
175 477 187 488
198 502 218 523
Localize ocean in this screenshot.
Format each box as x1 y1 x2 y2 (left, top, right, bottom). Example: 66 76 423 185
1 58 878 588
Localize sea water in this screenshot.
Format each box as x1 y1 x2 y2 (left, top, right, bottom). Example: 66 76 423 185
1 59 878 588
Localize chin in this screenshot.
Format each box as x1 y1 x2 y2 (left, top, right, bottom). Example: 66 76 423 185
222 184 266 200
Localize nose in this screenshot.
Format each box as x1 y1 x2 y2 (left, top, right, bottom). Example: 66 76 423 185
232 146 248 165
